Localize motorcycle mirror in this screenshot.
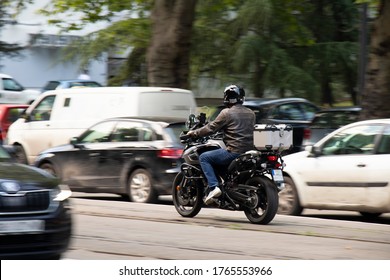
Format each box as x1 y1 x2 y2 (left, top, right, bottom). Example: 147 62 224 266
186 114 197 129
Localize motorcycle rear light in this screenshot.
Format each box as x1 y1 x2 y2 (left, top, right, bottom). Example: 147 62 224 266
267 155 278 162
157 148 183 159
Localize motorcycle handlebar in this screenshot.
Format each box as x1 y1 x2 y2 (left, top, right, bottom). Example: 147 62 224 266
180 133 191 141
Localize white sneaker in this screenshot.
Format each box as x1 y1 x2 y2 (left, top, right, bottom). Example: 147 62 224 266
204 187 222 205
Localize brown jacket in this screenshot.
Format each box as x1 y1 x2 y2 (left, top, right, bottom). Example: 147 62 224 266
193 104 255 154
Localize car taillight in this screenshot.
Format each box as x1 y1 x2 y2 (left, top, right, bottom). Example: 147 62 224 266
157 148 183 159
303 127 311 139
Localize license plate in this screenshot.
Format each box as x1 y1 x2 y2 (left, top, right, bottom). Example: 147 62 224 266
0 220 45 234
272 169 284 182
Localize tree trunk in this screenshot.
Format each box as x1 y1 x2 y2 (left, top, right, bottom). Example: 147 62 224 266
360 0 390 119
147 0 197 89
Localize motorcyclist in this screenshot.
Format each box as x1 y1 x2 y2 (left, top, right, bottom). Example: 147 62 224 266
187 85 255 204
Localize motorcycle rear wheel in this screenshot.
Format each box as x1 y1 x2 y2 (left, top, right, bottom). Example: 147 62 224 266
243 176 279 224
172 172 203 217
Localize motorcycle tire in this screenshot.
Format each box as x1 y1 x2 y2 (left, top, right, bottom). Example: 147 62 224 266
243 176 279 225
172 172 203 218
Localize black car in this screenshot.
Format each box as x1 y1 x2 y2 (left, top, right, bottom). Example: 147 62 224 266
34 117 187 203
0 146 72 259
302 106 361 147
211 97 321 153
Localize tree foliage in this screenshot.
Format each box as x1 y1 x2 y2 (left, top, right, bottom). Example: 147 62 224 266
31 0 374 108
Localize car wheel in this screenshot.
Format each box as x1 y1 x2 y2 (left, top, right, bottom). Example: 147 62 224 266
13 145 28 164
277 176 303 216
127 169 157 203
39 162 57 177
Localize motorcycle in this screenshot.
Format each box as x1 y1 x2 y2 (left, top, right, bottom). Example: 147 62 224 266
172 113 285 224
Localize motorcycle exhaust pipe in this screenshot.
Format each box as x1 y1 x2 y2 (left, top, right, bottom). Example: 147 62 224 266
227 189 251 203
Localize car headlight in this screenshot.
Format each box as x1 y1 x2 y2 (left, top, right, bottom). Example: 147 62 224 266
51 184 72 201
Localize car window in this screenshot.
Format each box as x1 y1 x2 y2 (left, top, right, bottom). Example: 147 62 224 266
111 121 144 142
271 104 305 120
298 103 318 120
30 95 56 121
377 126 390 154
80 121 117 143
321 124 383 155
2 78 24 91
165 123 187 142
7 108 26 123
43 81 60 91
311 110 360 129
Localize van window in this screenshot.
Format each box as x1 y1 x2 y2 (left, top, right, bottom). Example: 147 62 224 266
30 95 56 121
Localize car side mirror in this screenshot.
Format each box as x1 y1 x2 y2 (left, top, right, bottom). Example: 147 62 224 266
307 145 321 157
70 137 80 146
21 111 30 121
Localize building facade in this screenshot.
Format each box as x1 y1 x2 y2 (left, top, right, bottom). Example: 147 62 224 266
0 1 109 90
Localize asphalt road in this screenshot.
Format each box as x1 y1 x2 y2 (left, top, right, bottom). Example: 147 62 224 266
62 192 390 260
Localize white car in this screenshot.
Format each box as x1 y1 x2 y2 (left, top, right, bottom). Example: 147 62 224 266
0 73 40 104
278 118 390 217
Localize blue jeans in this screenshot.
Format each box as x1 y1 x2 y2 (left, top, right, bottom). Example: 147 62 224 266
199 149 240 188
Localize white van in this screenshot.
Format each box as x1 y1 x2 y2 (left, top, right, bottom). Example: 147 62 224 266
6 86 197 164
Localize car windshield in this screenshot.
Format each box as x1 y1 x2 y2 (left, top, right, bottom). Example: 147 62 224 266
321 124 383 155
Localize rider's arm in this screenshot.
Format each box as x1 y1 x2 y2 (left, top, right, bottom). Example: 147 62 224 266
191 109 229 138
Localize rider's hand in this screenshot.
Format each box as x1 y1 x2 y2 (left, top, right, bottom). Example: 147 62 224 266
187 130 197 138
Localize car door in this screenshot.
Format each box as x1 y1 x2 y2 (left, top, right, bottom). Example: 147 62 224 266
62 120 118 190
98 121 152 190
297 123 387 207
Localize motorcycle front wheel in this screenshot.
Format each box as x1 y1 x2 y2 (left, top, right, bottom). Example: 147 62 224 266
243 176 279 225
172 172 203 218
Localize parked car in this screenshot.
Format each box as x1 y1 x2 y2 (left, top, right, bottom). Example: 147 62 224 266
0 73 40 104
34 117 187 203
0 104 29 144
42 79 102 92
211 97 320 153
278 118 390 217
0 145 72 259
302 106 362 147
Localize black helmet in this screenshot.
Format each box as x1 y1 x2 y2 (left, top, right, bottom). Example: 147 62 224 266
223 84 245 106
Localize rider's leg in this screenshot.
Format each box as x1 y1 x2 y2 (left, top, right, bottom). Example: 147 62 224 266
200 149 239 203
